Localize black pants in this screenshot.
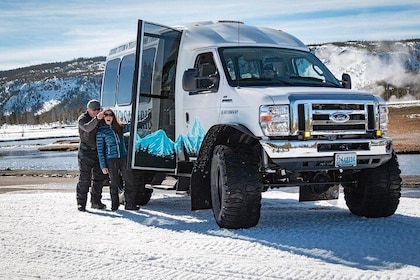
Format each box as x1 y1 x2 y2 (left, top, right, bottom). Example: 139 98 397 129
76 148 107 207
106 157 139 207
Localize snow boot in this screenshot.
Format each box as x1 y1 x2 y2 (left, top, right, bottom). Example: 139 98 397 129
91 201 106 209
111 194 119 211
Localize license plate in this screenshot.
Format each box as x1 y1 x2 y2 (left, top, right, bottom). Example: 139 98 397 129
335 152 357 167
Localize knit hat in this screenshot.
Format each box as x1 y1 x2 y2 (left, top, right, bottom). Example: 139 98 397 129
87 100 101 110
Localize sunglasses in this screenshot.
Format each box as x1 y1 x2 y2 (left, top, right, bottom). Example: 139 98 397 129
92 108 100 111
104 113 114 117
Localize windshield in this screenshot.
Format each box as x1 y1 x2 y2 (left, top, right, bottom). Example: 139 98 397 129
219 47 341 87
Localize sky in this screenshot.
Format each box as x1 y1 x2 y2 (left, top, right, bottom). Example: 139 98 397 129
0 0 419 71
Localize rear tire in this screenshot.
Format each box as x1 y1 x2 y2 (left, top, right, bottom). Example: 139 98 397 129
133 170 152 206
137 188 153 206
344 152 401 217
210 145 262 229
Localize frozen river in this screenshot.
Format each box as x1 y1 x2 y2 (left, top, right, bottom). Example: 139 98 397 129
0 137 79 171
0 147 78 171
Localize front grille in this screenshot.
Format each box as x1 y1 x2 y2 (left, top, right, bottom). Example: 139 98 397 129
313 124 366 131
293 97 377 136
312 104 364 110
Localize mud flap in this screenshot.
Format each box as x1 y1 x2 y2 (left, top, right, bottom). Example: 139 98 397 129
299 185 339 201
190 170 212 210
175 177 190 192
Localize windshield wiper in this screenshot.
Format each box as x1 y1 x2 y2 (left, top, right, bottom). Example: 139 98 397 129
288 75 324 83
287 75 341 87
267 78 294 86
238 78 294 87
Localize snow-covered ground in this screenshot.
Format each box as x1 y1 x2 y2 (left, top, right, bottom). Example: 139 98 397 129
0 123 78 142
0 183 419 280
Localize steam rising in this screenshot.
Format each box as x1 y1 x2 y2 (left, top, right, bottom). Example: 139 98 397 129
312 41 420 100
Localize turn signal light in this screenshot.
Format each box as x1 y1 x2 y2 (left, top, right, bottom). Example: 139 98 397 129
260 115 272 122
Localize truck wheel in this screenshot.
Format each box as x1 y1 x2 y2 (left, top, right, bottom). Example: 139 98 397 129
118 184 152 206
137 188 153 206
344 152 401 217
210 145 262 229
133 170 153 206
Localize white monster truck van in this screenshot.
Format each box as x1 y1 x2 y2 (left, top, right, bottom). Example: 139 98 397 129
101 20 402 229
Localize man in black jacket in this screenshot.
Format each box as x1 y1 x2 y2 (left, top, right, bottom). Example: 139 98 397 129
76 100 108 211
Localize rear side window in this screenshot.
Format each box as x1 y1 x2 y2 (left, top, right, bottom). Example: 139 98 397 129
101 58 120 107
117 54 135 105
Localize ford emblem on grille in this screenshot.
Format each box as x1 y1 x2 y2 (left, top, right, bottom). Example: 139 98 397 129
329 112 350 123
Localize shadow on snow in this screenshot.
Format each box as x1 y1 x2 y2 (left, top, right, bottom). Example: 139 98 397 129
90 189 420 271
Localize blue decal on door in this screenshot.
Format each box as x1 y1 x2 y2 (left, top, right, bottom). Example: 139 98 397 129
135 118 205 158
135 130 175 157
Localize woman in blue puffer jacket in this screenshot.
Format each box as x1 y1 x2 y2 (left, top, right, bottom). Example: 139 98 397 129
96 108 139 211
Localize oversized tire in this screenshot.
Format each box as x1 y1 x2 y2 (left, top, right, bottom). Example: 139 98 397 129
137 188 153 206
210 145 262 229
133 170 153 206
119 170 153 206
120 187 152 206
119 186 153 206
344 152 402 217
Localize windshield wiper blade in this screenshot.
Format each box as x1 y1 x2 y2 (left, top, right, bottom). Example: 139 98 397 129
268 79 294 86
288 75 324 83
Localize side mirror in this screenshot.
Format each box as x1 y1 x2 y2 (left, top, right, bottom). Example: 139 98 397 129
182 68 199 92
182 67 219 93
342 73 352 89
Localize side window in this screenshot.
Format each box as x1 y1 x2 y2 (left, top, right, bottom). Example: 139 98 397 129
117 54 135 105
101 58 120 107
161 56 176 97
195 52 217 75
139 47 156 103
194 52 219 92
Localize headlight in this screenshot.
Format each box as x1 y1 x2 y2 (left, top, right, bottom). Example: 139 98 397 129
379 105 388 134
260 105 290 136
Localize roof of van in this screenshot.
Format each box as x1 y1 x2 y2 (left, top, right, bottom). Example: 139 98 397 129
176 20 308 51
107 20 308 56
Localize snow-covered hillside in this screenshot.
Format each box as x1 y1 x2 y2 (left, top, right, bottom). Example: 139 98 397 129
2 76 101 114
0 40 419 125
0 58 105 124
312 40 420 101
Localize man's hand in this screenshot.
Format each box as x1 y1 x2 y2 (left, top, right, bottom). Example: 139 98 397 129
97 111 104 120
102 168 109 174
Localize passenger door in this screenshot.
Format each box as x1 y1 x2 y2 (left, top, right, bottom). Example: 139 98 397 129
181 52 221 157
129 20 182 172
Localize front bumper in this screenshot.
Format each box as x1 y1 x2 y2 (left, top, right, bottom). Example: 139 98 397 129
260 137 393 171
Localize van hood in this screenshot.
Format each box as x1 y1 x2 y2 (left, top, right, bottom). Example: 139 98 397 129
238 86 384 104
